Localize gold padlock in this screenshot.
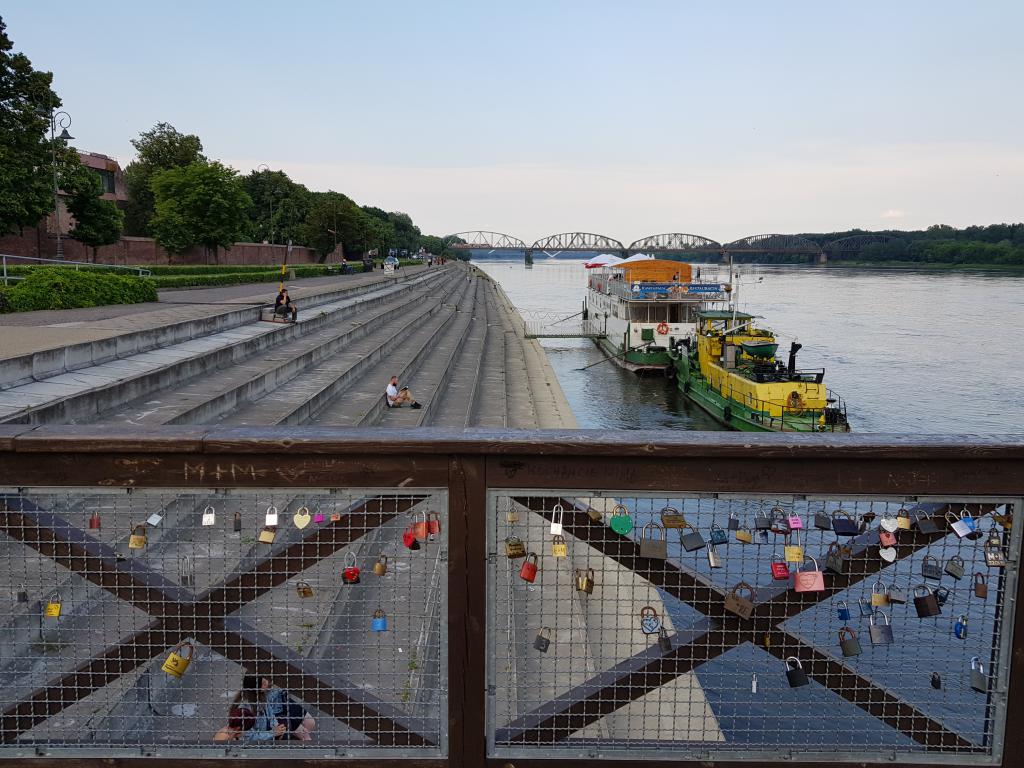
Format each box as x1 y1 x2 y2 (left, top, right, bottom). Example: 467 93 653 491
784 531 804 563
373 555 388 576
128 523 147 550
44 591 62 618
575 568 595 594
505 501 519 524
896 507 912 530
296 580 314 598
504 535 526 559
161 640 193 678
735 527 754 544
551 535 568 558
586 507 603 523
258 526 277 544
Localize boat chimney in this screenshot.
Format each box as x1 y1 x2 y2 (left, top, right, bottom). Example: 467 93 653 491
787 342 802 377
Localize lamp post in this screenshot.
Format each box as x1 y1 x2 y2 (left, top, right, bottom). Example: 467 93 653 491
257 164 275 245
48 110 74 259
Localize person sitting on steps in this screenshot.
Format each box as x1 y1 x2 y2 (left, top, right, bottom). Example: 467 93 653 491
386 375 421 409
274 287 297 322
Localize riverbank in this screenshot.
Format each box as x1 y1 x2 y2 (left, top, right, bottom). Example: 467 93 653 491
823 260 1024 271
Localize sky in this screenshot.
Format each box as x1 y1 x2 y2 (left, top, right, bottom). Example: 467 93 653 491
5 1 1023 242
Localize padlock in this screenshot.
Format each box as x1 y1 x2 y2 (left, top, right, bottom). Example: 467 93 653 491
575 568 595 594
921 555 942 580
814 508 833 530
146 512 163 527
879 512 899 534
832 508 859 536
836 599 852 621
707 542 722 568
258 526 276 544
878 528 897 547
871 579 889 607
342 552 361 584
838 626 862 657
639 605 661 635
201 505 215 526
427 511 442 539
888 584 907 604
794 556 825 593
550 504 564 535
658 626 672 653
824 542 849 575
296 580 314 598
709 523 728 546
504 535 526 559
314 510 326 523
660 506 686 529
857 512 873 535
973 572 988 599
128 524 147 549
770 555 790 581
640 522 669 559
727 510 740 531
17 585 28 604
413 511 430 541
931 672 942 690
372 608 388 632
858 596 873 617
945 555 966 580
179 556 194 588
954 614 968 640
679 522 705 553
161 641 193 678
945 509 974 539
769 506 789 535
609 504 633 535
751 673 758 693
934 585 950 607
896 508 912 531
783 531 803 563
878 545 897 564
787 513 804 531
754 508 772 531
735 527 754 544
519 553 539 583
404 524 421 551
868 609 893 645
914 513 939 534
330 513 341 522
505 501 519 524
970 657 987 692
233 510 242 532
984 536 1006 568
374 555 388 576
265 505 279 526
914 584 940 617
785 657 809 688
724 582 756 619
44 591 62 618
89 510 101 530
993 507 1013 529
551 535 568 558
587 506 603 523
533 627 551 652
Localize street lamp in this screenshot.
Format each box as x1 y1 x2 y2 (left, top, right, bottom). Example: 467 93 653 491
256 164 276 245
48 110 73 259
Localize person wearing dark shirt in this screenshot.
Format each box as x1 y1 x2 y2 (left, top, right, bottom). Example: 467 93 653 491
274 288 297 321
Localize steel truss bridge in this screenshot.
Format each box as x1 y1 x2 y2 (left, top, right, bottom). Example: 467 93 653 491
445 231 893 263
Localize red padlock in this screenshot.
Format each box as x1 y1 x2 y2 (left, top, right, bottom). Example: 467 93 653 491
89 511 101 530
770 555 790 581
402 524 420 551
878 529 897 547
519 553 539 583
342 552 361 584
427 511 441 539
413 511 430 542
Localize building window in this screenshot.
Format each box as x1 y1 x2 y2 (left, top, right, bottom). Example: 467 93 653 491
95 169 116 194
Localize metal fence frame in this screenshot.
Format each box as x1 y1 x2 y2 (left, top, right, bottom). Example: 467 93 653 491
0 426 1022 768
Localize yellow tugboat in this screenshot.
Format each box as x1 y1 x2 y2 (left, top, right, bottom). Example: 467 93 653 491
669 310 851 432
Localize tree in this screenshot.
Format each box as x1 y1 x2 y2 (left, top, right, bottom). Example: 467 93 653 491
123 123 205 235
0 17 64 235
62 162 124 259
300 192 378 259
241 168 311 246
150 161 251 261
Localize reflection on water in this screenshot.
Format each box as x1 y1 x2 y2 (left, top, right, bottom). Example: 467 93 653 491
476 259 1024 433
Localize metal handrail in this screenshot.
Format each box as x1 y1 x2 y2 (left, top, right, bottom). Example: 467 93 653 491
1 253 152 285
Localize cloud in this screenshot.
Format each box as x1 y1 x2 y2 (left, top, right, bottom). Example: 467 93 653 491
881 209 906 219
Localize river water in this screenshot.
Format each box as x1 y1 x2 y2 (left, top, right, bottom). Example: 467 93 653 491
475 258 1024 433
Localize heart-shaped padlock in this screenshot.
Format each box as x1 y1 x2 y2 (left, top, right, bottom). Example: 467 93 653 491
293 506 311 529
639 606 661 635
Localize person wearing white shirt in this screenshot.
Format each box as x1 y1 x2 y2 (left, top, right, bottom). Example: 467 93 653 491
386 375 421 409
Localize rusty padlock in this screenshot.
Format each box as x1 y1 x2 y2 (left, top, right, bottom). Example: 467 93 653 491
913 584 940 617
296 580 314 598
504 535 526 559
373 555 388 576
128 523 147 549
724 582 756 619
575 568 595 594
984 533 1007 568
519 553 539 583
233 510 242 532
973 572 988 599
660 506 686 529
945 555 966 580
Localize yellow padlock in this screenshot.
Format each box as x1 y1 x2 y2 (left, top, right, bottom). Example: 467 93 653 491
784 544 804 563
128 523 147 550
161 641 193 678
44 591 62 618
373 555 388 576
895 508 912 531
551 535 568 558
258 526 277 544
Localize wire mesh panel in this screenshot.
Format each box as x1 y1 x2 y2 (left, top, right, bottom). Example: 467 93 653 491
487 491 1019 764
0 487 447 758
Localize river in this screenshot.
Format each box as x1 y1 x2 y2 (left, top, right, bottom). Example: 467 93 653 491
475 259 1024 433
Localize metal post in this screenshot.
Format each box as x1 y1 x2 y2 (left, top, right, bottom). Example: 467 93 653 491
47 110 72 260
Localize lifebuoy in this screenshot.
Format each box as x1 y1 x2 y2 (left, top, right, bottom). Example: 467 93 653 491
787 391 804 411
656 322 670 335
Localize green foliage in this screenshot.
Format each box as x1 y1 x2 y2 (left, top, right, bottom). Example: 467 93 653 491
0 268 156 313
123 123 205 235
800 223 1024 265
62 162 124 255
301 192 370 258
0 17 64 235
150 161 252 256
242 169 311 245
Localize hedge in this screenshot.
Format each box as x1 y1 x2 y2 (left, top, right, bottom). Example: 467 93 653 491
0 268 158 313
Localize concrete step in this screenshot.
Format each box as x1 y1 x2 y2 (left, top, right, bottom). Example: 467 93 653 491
472 282 509 428
87 271 464 427
495 283 538 429
427 279 490 428
0 271 451 425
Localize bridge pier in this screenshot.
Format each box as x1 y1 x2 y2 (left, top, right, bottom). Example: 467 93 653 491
524 248 533 266
817 252 828 264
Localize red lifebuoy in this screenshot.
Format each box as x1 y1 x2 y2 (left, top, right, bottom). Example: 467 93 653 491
656 322 670 335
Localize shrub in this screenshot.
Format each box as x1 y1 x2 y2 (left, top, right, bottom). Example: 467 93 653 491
0 268 157 313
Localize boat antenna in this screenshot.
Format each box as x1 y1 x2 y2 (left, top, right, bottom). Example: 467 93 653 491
730 252 739 329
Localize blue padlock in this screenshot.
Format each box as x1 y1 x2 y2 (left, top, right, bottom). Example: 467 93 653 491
640 605 661 635
372 608 388 632
954 615 967 640
709 523 728 546
836 600 851 621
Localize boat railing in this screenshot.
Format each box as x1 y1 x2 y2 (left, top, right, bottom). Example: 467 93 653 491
704 376 849 431
606 280 726 302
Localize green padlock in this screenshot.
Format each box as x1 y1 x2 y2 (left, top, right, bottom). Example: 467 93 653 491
609 504 633 535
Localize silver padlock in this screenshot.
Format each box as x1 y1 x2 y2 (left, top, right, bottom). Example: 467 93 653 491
707 542 722 569
945 555 966 580
970 656 987 693
946 509 974 539
868 609 893 645
639 522 668 560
